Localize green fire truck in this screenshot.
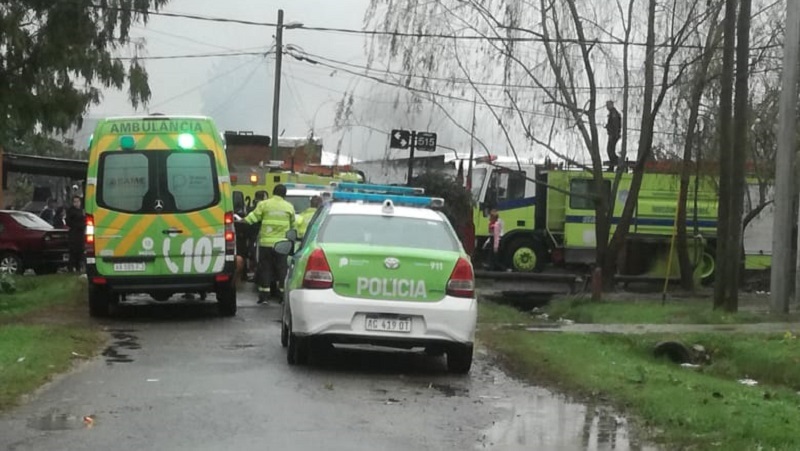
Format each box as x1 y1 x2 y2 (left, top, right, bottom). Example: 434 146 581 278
469 157 773 283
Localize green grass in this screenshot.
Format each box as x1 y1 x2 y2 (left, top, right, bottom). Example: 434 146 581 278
0 325 103 410
0 275 84 320
545 297 771 324
478 300 535 324
478 301 800 450
0 274 102 410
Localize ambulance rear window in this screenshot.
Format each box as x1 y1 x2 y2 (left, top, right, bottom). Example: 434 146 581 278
98 153 150 212
166 153 216 211
318 215 460 252
97 150 219 214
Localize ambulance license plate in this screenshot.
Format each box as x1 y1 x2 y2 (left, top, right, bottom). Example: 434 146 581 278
365 316 411 333
113 262 146 272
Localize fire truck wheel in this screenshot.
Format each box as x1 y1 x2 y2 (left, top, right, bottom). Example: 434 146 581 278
504 237 544 272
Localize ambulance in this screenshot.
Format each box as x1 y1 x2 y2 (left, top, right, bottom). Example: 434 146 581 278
275 183 477 373
83 115 238 317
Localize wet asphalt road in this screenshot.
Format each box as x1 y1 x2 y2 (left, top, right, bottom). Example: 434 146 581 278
0 288 653 451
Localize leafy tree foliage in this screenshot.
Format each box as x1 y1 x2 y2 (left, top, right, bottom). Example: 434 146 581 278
411 171 472 230
0 0 168 144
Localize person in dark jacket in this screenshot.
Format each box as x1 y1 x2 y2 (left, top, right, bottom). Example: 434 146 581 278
605 100 622 169
53 207 67 228
65 196 86 273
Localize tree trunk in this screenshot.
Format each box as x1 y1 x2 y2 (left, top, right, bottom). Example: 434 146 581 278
714 0 737 310
603 0 657 288
677 20 722 291
726 0 752 313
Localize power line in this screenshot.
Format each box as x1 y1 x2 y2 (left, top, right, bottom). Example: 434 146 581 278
294 50 652 92
116 50 272 61
284 48 690 138
87 4 781 53
148 56 264 110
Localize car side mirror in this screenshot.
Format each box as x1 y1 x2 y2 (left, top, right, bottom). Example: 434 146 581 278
274 240 294 256
285 229 298 242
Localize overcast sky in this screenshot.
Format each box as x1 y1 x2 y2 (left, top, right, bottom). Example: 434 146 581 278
84 0 384 162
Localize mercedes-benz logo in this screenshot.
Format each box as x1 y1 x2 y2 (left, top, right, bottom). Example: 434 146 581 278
384 257 400 270
154 199 164 211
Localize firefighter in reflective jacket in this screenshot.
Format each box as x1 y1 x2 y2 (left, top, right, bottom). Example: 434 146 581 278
244 184 296 304
296 195 323 238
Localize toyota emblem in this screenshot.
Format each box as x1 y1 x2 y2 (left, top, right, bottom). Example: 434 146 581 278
384 257 400 269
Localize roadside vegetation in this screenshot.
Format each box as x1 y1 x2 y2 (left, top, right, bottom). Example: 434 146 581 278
478 300 800 450
0 275 103 410
543 296 796 325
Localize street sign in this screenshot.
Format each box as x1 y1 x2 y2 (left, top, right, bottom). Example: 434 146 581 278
390 129 411 149
414 132 437 152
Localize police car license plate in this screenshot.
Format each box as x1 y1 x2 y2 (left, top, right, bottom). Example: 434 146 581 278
113 262 146 272
365 316 411 333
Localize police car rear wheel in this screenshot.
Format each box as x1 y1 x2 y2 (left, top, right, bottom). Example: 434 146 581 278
280 321 289 347
446 344 473 374
88 285 112 318
287 320 309 365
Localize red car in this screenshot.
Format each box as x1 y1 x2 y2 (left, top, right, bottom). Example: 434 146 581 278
0 210 70 275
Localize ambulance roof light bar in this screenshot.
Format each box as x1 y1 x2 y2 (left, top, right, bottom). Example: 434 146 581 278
330 191 444 208
330 182 424 196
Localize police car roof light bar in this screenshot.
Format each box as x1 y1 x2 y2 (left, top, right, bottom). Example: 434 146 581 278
330 182 425 196
331 191 444 208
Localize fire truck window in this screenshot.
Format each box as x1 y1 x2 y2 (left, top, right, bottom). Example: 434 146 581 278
570 179 610 210
487 170 526 206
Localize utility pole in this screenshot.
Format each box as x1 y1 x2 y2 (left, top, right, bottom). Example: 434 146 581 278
772 0 800 313
0 145 4 208
271 9 284 162
406 132 416 186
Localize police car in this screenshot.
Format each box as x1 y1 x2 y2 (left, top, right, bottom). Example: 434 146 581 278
282 183 326 214
274 183 477 374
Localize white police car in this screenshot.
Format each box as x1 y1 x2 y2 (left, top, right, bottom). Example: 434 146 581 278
275 183 477 373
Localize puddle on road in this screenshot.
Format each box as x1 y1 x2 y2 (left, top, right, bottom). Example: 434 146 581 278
430 383 469 398
102 329 140 365
27 412 91 431
476 368 656 451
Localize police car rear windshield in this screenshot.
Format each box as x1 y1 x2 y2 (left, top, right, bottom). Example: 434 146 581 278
97 151 220 214
318 215 460 252
285 194 312 213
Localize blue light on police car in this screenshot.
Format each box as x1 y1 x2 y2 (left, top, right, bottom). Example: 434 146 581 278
332 182 425 196
177 133 195 149
331 191 444 208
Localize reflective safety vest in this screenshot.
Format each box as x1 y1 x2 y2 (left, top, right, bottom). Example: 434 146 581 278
296 207 318 238
244 196 295 247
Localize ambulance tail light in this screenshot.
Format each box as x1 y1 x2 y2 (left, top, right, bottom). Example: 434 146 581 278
446 257 475 298
303 249 333 289
85 214 95 256
224 212 235 253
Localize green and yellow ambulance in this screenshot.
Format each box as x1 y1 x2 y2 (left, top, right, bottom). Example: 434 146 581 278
83 115 238 317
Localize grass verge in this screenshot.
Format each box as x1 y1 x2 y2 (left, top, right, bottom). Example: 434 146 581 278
0 274 103 410
478 300 800 450
544 296 789 324
0 275 85 321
